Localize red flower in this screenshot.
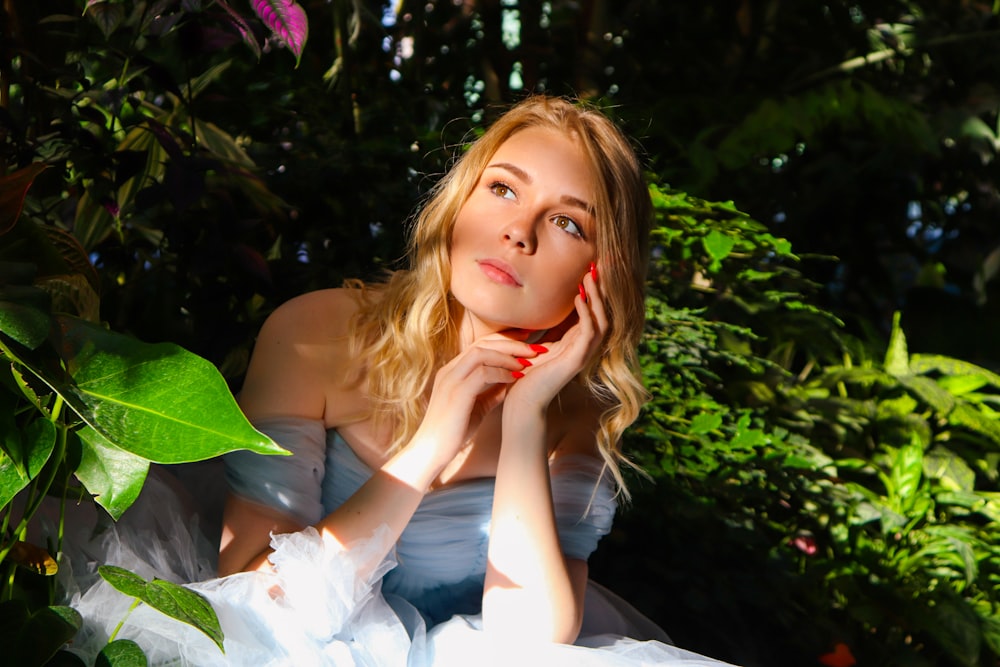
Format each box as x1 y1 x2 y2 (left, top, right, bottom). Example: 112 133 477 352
818 642 856 667
791 534 818 556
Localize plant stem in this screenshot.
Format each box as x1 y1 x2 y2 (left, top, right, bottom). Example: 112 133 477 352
108 598 142 643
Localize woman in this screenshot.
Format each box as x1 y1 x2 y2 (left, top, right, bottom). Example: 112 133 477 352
68 96 734 666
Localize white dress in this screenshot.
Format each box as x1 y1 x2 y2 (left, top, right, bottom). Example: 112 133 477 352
59 418 737 666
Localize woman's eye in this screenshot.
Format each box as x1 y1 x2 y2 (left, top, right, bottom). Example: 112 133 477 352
553 215 583 238
489 182 516 200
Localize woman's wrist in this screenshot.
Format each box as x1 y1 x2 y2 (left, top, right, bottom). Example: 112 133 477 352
381 431 448 492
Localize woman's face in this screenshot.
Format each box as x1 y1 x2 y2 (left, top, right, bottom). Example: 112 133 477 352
449 126 599 335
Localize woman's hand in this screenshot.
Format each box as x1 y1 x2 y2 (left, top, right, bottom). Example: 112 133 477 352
502 264 607 414
412 333 547 469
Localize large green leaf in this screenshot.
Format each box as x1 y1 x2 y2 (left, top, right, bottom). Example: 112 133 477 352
99 565 225 653
54 316 286 463
75 426 150 520
0 600 82 667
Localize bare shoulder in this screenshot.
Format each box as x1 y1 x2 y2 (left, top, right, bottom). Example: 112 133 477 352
238 287 365 422
548 381 606 460
262 287 363 341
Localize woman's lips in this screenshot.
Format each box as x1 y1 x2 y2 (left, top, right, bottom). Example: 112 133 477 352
477 259 522 286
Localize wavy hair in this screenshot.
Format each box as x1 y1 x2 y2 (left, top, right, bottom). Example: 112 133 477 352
348 95 652 496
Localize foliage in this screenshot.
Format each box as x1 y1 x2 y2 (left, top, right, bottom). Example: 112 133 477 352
609 2 1000 362
593 184 1000 666
4 1 1000 667
0 5 290 661
99 565 224 652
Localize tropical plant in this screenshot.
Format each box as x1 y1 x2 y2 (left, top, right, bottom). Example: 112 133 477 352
591 184 1000 667
0 0 304 662
0 165 288 665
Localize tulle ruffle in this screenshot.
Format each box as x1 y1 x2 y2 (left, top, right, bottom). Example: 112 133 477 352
65 519 411 666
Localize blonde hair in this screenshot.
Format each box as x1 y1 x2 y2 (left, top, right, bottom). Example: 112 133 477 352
349 95 651 496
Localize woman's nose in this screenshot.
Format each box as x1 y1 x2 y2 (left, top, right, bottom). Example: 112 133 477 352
501 214 538 252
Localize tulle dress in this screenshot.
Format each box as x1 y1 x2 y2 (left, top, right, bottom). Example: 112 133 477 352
60 417 736 666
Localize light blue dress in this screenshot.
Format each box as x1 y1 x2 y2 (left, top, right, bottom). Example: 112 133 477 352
62 417 736 666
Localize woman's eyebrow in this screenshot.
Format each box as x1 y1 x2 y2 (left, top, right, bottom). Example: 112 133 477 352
561 194 594 214
486 162 531 183
487 162 594 213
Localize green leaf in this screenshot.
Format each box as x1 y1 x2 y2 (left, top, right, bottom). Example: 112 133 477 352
702 229 736 263
96 639 147 667
0 390 26 475
0 417 56 508
99 566 225 653
898 375 956 415
936 374 989 396
948 402 1000 445
146 580 224 650
889 436 924 512
925 448 976 492
688 412 722 435
911 354 1000 389
185 61 235 101
98 565 148 599
54 316 286 463
75 426 149 520
884 311 910 376
195 120 256 168
0 600 82 667
0 297 53 350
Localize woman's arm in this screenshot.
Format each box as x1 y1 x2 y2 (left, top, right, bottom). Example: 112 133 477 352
220 289 447 575
484 409 593 643
483 269 607 643
220 289 543 576
219 290 338 575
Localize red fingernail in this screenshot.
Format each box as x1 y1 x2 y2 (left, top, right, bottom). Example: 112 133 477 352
511 371 525 379
516 358 532 367
529 344 548 354
578 283 587 302
590 261 598 282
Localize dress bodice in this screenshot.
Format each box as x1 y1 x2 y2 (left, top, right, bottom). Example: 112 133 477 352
226 418 616 626
323 431 494 623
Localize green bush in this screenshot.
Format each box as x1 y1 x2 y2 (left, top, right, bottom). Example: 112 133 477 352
591 185 1000 666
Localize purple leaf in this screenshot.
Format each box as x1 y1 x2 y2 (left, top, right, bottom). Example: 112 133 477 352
250 0 309 66
215 0 263 61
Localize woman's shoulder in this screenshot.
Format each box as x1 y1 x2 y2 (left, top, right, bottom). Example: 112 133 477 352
263 287 364 340
238 287 366 422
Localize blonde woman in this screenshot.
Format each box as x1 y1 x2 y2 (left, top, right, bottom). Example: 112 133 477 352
69 96 734 666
